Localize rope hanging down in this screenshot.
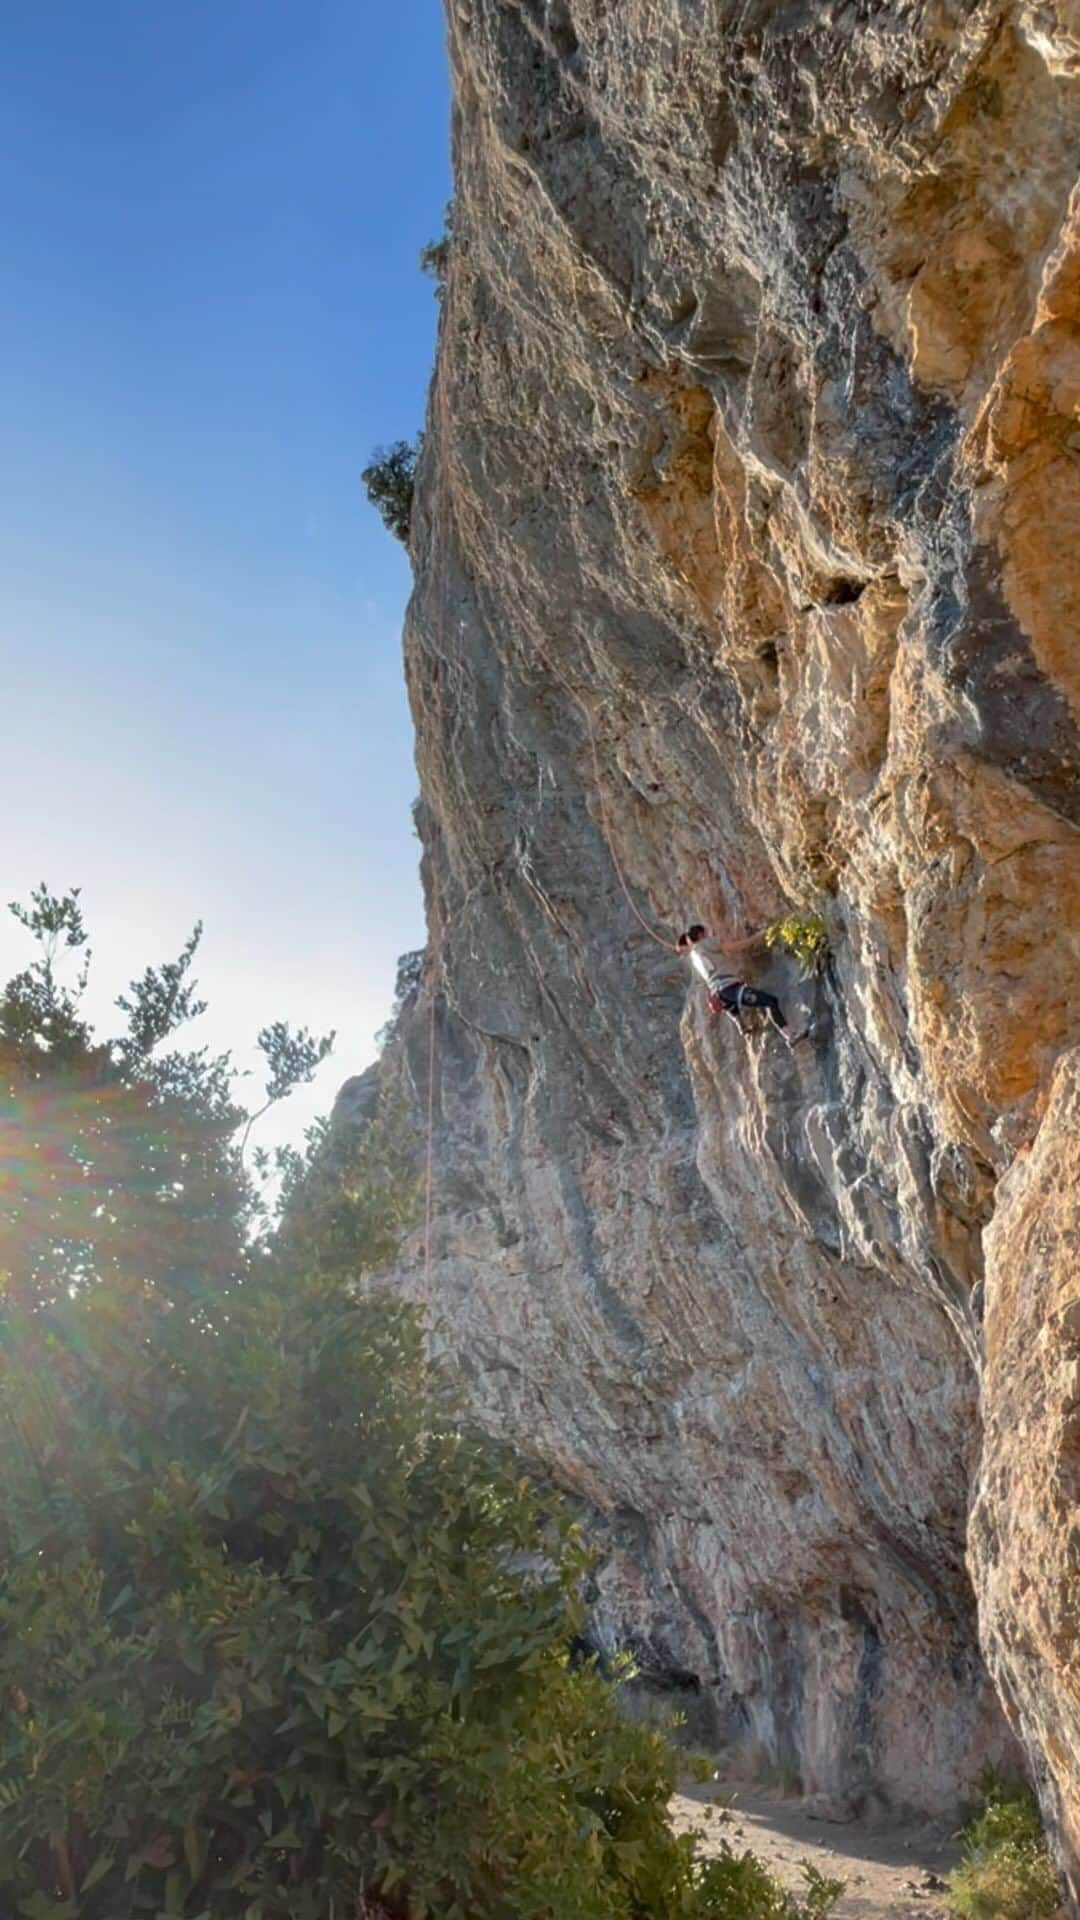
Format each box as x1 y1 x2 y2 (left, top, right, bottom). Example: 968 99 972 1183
423 979 437 1301
421 321 456 1301
419 273 680 1292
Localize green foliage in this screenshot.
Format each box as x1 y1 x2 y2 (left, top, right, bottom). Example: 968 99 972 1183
420 235 450 286
419 201 456 295
115 922 208 1063
0 1264 842 1920
762 913 829 981
375 948 425 1054
273 1097 420 1286
797 1863 849 1918
0 892 847 1920
0 888 333 1312
691 1850 846 1920
948 1776 1060 1920
256 1022 335 1106
0 1279 556 1915
362 437 422 544
239 1022 336 1159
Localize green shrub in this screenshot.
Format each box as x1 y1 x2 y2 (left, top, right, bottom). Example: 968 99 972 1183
273 1098 420 1287
685 1849 844 1920
0 1272 845 1920
0 892 847 1920
419 201 455 295
362 437 422 544
0 1282 610 1916
420 238 451 294
0 886 333 1313
762 913 829 981
948 1777 1060 1920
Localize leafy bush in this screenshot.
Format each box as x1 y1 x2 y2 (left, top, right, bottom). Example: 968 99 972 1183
0 1281 592 1916
948 1777 1060 1920
0 886 333 1312
0 1272 844 1920
273 1095 420 1287
693 1852 845 1920
374 948 426 1054
762 913 829 981
0 892 846 1920
419 200 455 295
362 438 422 544
420 235 450 281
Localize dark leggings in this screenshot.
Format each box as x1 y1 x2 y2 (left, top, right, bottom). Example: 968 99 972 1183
714 981 787 1032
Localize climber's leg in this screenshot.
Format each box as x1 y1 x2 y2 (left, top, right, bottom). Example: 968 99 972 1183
733 984 787 1031
711 980 810 1047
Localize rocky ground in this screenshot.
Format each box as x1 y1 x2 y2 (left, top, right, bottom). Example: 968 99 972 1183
671 1780 960 1920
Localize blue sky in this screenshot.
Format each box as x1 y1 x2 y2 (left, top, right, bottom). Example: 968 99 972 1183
1 1 450 1151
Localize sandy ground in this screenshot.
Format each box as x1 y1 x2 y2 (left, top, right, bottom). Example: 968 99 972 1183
671 1779 961 1920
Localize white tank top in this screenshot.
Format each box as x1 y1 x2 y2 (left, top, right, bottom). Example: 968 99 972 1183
690 946 736 989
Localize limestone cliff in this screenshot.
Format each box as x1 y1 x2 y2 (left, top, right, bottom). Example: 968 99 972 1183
370 0 1079 1881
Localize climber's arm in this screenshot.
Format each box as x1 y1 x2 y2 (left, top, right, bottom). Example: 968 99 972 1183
696 854 767 955
715 927 767 955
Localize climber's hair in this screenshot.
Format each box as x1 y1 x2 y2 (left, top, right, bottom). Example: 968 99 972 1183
677 925 707 950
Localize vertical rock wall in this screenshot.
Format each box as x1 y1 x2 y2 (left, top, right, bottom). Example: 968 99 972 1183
972 1053 1080 1903
374 0 1079 1860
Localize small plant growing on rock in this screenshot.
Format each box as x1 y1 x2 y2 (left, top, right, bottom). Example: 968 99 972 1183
417 197 453 289
947 1776 1060 1920
361 435 422 544
420 235 451 286
763 912 829 980
419 202 455 293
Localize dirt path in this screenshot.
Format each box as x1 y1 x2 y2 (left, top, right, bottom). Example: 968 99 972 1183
671 1780 960 1920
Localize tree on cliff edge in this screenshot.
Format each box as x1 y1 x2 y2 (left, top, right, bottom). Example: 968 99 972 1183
362 435 422 544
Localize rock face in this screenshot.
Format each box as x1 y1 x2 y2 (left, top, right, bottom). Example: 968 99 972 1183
375 0 1080 1857
972 1051 1080 1904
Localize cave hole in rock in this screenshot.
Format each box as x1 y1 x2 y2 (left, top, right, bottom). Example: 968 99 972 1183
818 576 867 608
644 1663 703 1696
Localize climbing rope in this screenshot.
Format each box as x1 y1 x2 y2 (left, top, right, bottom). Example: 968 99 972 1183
420 290 457 1301
423 978 437 1302
419 264 683 1294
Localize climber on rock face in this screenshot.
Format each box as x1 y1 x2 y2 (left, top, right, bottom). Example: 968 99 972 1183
676 924 808 1046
